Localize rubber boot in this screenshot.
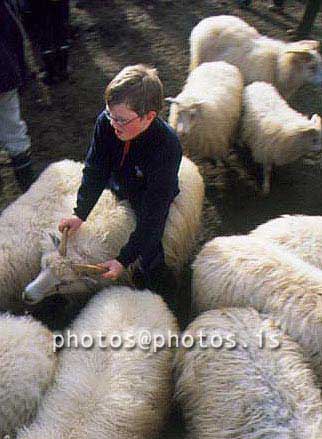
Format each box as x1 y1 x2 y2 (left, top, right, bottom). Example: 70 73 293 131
236 0 252 8
41 49 57 85
11 151 36 192
269 0 284 12
56 45 70 81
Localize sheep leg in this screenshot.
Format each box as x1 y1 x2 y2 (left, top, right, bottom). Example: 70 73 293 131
262 163 272 195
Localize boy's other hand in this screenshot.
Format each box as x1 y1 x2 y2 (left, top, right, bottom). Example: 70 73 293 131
58 217 83 233
99 259 124 280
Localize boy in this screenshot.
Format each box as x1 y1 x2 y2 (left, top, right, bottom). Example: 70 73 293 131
59 64 182 311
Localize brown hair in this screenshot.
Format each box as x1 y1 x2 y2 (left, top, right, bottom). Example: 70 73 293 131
105 64 163 116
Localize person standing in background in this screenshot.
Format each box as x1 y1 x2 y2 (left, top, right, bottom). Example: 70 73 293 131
0 0 35 191
290 0 321 39
22 0 70 85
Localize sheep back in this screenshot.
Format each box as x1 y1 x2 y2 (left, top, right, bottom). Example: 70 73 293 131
251 215 322 270
190 15 259 71
1 155 204 310
17 287 179 439
190 15 322 97
0 159 83 312
192 234 322 383
241 81 321 166
168 61 243 160
0 313 57 437
43 155 204 277
175 307 322 439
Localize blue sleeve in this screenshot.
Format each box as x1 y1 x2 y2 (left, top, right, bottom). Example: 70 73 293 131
117 139 182 268
74 117 110 221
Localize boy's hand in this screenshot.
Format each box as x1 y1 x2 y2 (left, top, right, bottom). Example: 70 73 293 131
58 217 83 233
99 259 124 280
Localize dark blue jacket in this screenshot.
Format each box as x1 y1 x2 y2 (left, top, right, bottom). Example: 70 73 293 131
74 111 182 270
0 0 26 93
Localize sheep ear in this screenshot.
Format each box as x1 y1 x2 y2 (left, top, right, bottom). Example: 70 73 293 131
165 97 180 104
300 127 318 138
286 48 312 55
285 50 313 63
192 101 206 108
48 233 61 249
311 114 322 129
295 40 320 50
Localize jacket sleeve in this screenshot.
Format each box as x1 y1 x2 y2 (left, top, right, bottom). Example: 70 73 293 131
117 142 182 269
74 117 110 221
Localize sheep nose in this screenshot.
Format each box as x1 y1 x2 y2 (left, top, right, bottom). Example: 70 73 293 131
22 290 37 305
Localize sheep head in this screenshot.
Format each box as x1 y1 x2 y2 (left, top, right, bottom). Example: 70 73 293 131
166 97 204 137
290 114 322 160
279 41 322 96
22 232 103 304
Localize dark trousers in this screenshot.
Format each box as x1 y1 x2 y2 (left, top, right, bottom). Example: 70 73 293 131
26 0 69 51
273 0 284 7
297 0 321 36
132 262 178 315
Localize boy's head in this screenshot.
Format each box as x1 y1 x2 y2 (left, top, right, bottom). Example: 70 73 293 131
104 64 163 140
105 64 163 116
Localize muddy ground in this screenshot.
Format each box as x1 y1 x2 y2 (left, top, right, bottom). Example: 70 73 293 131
1 0 322 436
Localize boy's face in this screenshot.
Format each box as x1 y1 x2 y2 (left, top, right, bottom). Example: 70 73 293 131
106 103 156 141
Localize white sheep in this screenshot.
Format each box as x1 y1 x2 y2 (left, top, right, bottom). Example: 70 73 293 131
190 15 322 98
0 159 84 312
240 81 321 194
167 61 243 161
175 307 322 439
0 313 57 437
17 286 179 439
22 155 204 305
192 234 322 384
251 214 322 269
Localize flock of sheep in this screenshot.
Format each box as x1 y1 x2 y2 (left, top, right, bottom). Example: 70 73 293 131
2 13 322 439
168 15 322 194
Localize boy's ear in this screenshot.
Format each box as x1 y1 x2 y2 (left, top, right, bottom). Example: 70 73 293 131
146 110 157 121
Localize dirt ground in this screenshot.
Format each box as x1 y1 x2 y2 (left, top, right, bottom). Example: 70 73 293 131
1 0 322 436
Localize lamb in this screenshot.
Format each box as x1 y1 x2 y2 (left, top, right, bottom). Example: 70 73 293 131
22 155 204 304
167 61 243 161
251 214 322 269
0 159 85 312
192 234 322 384
240 81 321 194
0 313 57 438
175 307 322 439
17 286 179 439
190 15 322 98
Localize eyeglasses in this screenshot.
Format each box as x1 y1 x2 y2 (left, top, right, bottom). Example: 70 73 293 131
104 109 141 127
